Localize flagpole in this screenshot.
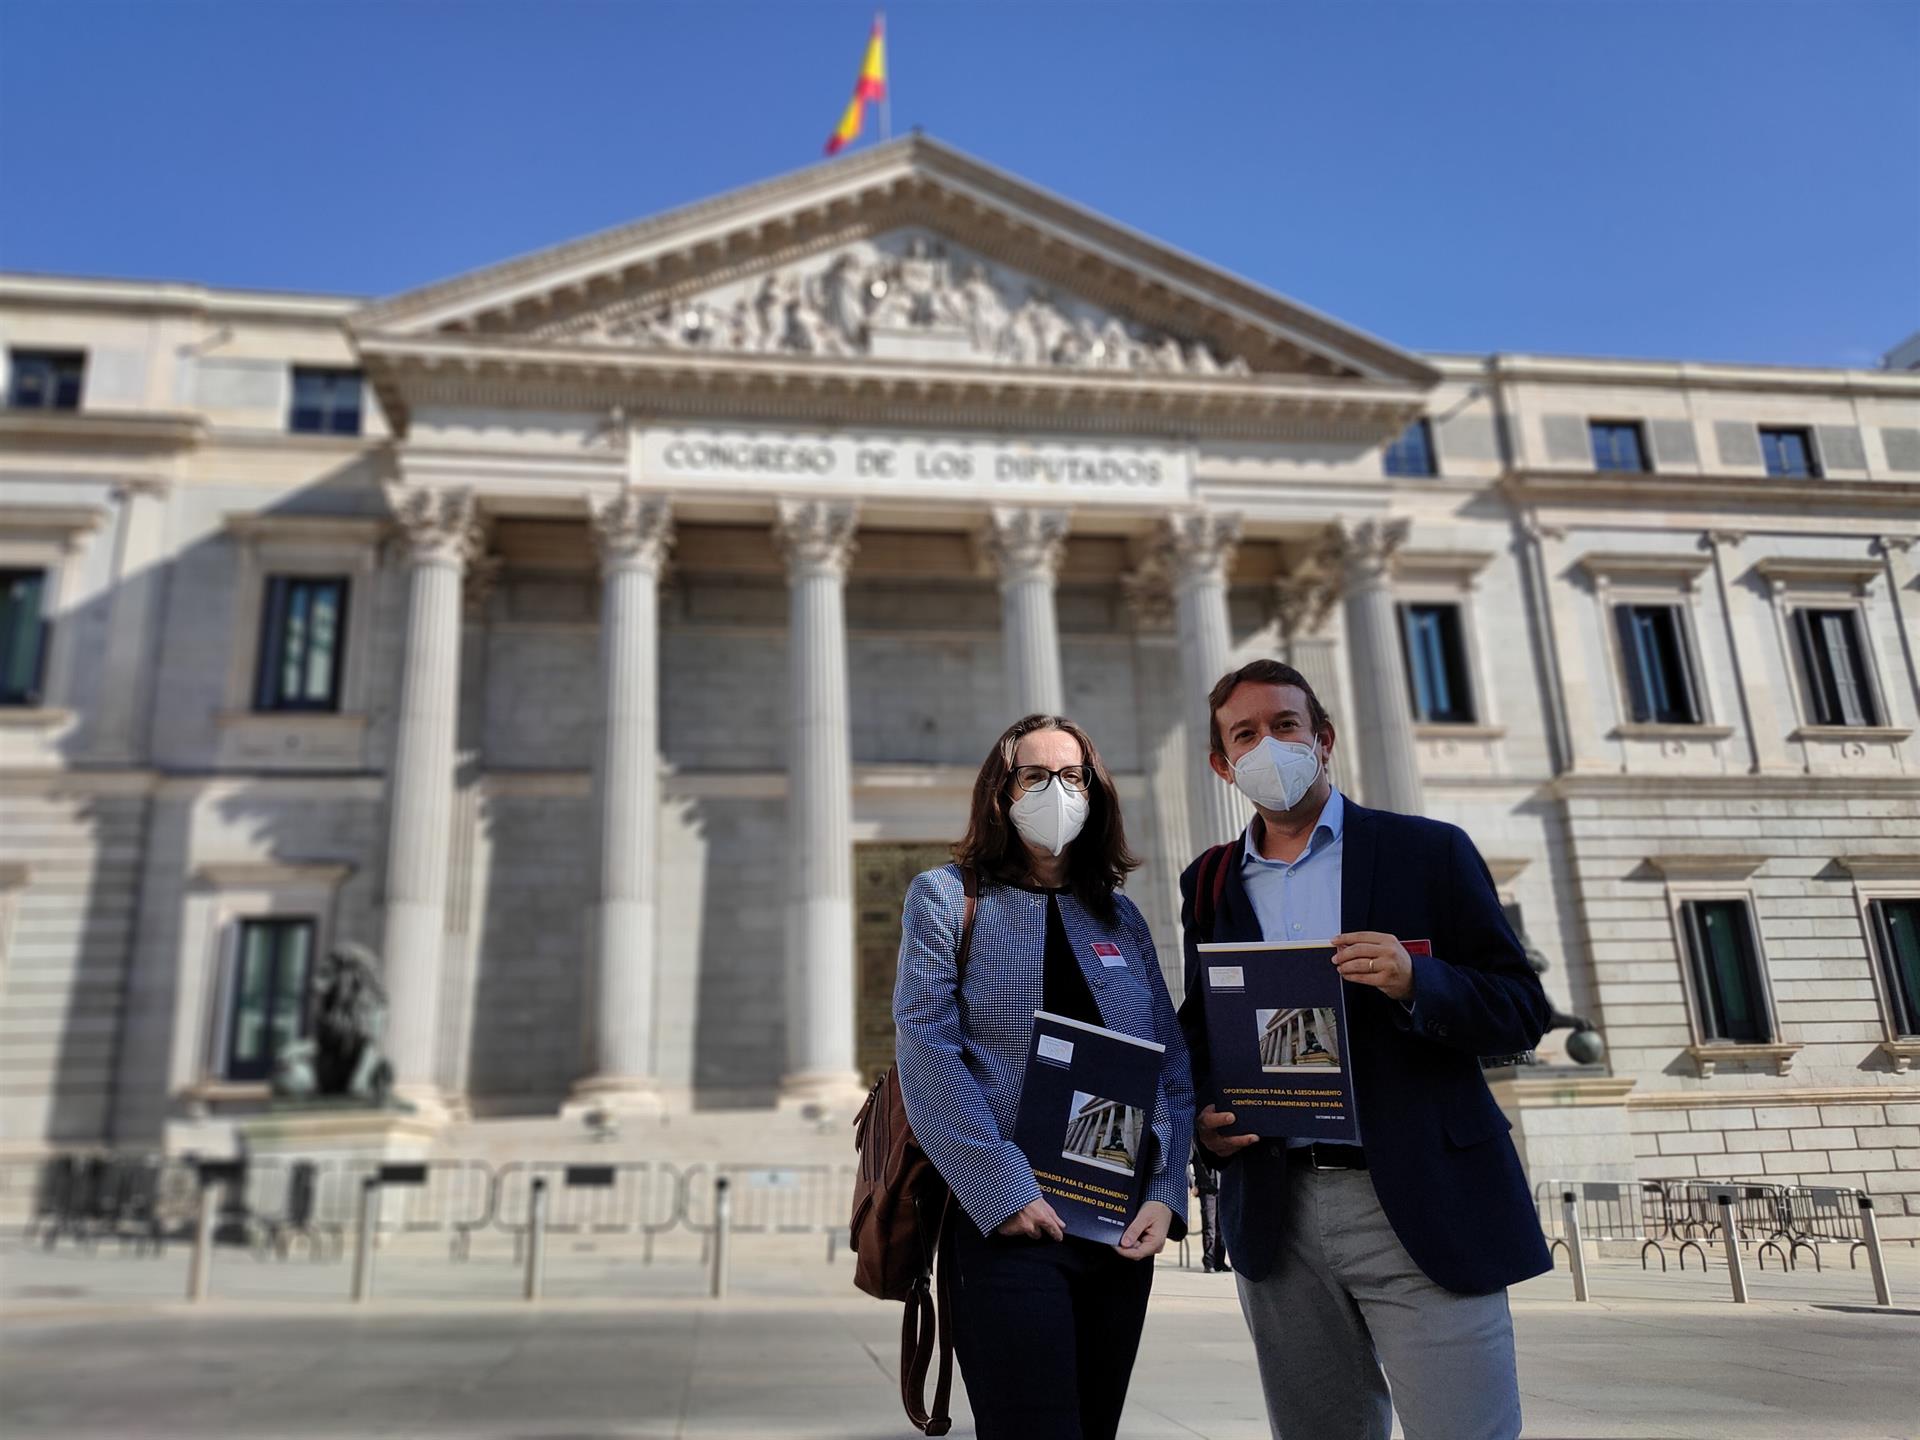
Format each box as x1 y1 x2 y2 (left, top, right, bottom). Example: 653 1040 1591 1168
878 11 890 141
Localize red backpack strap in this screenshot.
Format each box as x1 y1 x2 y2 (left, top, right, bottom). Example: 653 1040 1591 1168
1193 842 1235 940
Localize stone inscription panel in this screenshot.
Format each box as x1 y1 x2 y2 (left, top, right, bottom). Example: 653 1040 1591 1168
640 427 1190 505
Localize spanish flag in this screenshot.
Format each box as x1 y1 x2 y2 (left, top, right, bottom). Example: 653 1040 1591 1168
825 15 887 155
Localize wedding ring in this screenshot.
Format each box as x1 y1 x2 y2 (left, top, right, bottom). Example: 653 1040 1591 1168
1367 960 1375 973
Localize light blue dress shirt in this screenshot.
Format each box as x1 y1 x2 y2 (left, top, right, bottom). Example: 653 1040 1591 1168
1241 786 1346 948
1239 787 1354 1150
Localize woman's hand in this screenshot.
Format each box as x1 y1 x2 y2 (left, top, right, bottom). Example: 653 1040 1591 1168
1114 1200 1173 1260
996 1197 1066 1242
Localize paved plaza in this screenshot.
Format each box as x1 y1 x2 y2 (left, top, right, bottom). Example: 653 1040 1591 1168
3 1238 1917 1439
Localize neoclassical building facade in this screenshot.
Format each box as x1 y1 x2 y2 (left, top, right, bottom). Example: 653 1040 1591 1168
2 139 1917 1230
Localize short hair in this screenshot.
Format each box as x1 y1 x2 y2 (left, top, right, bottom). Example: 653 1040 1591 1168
1206 659 1333 757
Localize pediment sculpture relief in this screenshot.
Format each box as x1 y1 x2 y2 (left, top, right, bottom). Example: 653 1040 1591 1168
575 235 1253 375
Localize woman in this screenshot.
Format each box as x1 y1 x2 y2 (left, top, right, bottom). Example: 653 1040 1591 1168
893 713 1195 1440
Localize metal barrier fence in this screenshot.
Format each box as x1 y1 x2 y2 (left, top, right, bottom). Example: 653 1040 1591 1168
7 1151 855 1265
491 1161 682 1262
680 1162 855 1261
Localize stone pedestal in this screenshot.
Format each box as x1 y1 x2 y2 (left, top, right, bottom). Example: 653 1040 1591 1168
1486 1068 1640 1187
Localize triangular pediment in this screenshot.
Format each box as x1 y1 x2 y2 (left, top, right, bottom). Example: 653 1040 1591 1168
353 136 1435 389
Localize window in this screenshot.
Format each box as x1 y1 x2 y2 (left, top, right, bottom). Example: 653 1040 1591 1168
1590 420 1648 472
288 367 363 436
1383 419 1436 477
254 576 349 712
7 350 84 410
1793 608 1880 727
1398 603 1476 723
1614 604 1701 724
1760 427 1819 479
1680 900 1772 1043
0 570 48 707
1869 899 1920 1037
224 918 315 1082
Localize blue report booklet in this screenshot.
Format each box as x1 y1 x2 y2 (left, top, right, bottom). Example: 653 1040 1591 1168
1197 940 1360 1143
1010 1010 1165 1245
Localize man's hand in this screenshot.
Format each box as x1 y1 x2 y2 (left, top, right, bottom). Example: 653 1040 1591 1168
996 1196 1066 1241
1196 1103 1261 1160
1332 931 1415 1003
1114 1200 1173 1260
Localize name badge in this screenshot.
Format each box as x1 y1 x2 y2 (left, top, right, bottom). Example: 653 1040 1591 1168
1090 942 1126 968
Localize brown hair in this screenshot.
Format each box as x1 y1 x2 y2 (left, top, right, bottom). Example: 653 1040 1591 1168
1206 659 1333 756
953 713 1139 921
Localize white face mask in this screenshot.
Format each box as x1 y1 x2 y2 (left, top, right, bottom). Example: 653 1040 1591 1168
1230 736 1323 813
1008 778 1090 856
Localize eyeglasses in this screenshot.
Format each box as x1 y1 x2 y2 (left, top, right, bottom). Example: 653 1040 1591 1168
1011 765 1093 794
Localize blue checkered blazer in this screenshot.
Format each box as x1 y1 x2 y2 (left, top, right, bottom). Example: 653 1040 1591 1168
893 863 1195 1237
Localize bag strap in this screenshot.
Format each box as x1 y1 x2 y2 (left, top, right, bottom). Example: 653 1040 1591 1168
899 1197 956 1435
1193 842 1234 940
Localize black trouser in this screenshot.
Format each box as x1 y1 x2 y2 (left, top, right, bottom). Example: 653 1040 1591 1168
1199 1191 1226 1270
950 1213 1155 1440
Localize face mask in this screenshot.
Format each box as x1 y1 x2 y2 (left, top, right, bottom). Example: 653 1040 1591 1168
1230 736 1322 813
1008 778 1090 856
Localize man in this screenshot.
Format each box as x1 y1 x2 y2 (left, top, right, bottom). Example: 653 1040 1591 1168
1178 658 1551 1440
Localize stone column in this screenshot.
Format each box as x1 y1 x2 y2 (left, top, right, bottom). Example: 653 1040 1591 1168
774 500 865 1111
988 506 1069 717
1273 562 1355 796
379 486 481 1114
90 478 170 763
1335 518 1426 815
570 491 674 1114
1163 511 1250 847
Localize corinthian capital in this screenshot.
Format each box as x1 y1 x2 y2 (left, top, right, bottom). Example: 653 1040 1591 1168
590 490 674 572
1272 562 1338 639
1334 517 1410 584
774 499 859 581
1159 510 1242 584
386 485 483 569
987 507 1070 585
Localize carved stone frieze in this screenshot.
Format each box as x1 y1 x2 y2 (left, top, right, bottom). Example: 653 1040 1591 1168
554 232 1255 377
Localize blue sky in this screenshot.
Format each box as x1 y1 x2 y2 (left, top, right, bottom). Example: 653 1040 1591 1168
1 0 1914 366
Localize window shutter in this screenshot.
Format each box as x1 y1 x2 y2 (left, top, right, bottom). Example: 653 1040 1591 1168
1667 609 1702 725
1793 609 1834 725
1541 415 1589 463
1882 427 1920 473
1714 421 1762 468
1820 611 1874 727
1814 426 1865 473
1647 419 1698 469
1616 606 1653 722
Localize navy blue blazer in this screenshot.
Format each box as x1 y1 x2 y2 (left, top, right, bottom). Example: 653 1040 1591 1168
1178 800 1553 1295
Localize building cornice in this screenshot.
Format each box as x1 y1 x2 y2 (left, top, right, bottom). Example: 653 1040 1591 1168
1551 772 1920 800
0 272 364 321
1485 352 1920 398
0 409 207 454
358 331 1428 440
1502 470 1920 519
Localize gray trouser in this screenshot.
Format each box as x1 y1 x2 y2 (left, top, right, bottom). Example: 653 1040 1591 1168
1234 1166 1521 1440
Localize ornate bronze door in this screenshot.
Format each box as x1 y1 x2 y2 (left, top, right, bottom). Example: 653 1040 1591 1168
855 842 954 1084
